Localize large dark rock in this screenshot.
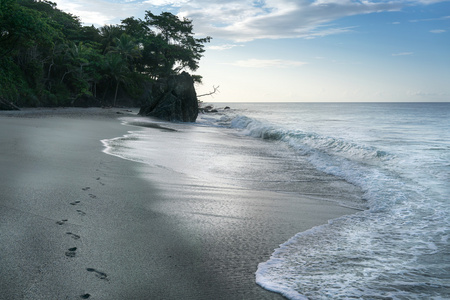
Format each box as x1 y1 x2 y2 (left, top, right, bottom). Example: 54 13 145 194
139 72 198 122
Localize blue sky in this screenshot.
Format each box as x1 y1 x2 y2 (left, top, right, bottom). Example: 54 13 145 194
53 0 450 102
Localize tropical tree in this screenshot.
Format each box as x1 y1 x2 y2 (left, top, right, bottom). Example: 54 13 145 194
121 17 149 40
0 0 59 58
99 25 123 54
102 53 130 106
112 34 141 69
144 11 211 79
0 1 211 107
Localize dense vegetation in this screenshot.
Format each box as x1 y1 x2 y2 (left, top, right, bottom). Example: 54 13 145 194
0 0 211 107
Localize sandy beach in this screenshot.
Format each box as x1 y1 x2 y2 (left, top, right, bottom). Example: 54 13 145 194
0 108 358 299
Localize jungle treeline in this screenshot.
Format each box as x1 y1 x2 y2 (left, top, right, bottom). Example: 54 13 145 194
0 0 211 107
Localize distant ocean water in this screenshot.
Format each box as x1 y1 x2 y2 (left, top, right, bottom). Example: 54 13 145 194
104 102 450 300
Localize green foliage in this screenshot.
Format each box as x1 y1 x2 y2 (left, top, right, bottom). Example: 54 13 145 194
0 1 210 107
145 11 211 76
0 57 27 102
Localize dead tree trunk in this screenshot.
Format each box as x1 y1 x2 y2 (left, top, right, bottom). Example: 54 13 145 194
0 98 20 110
197 85 219 98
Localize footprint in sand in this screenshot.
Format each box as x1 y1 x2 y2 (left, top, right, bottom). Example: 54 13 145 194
80 294 91 299
66 232 81 240
70 201 81 206
56 219 68 225
65 247 77 257
86 268 109 281
82 187 90 191
76 210 86 216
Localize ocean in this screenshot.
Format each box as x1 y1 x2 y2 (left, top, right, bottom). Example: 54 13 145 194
103 102 449 299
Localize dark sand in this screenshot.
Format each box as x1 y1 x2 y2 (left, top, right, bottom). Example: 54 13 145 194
0 108 358 299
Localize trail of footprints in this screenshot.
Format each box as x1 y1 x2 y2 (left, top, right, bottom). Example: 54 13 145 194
56 176 109 299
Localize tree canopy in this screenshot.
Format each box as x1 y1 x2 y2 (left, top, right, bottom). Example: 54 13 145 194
0 0 211 107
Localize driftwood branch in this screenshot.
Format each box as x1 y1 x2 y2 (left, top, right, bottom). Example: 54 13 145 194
0 98 20 110
197 85 220 98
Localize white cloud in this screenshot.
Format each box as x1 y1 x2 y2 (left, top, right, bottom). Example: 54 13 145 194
410 15 450 23
392 52 414 56
53 0 144 26
229 59 308 68
207 44 244 51
430 29 446 33
413 0 450 4
179 0 406 41
407 90 447 97
52 0 450 40
143 0 189 5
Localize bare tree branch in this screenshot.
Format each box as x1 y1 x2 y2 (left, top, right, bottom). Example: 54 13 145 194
197 85 220 98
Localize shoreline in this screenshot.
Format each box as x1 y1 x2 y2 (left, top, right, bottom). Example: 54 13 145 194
0 108 359 299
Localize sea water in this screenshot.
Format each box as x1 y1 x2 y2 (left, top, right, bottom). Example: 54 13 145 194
103 102 449 299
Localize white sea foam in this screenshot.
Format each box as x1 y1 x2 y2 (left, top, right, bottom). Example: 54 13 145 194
200 103 450 299
104 103 450 299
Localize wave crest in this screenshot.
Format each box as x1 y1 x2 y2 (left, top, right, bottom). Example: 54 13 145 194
229 115 393 164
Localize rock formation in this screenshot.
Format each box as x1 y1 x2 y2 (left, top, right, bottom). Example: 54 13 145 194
139 72 198 122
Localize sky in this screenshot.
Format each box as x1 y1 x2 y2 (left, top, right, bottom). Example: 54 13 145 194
52 0 450 102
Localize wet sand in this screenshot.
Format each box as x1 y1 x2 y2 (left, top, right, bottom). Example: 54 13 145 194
0 108 358 299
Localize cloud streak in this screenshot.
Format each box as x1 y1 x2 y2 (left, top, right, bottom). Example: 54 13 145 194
207 44 244 51
229 59 308 68
430 29 446 33
392 52 414 56
409 15 450 22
